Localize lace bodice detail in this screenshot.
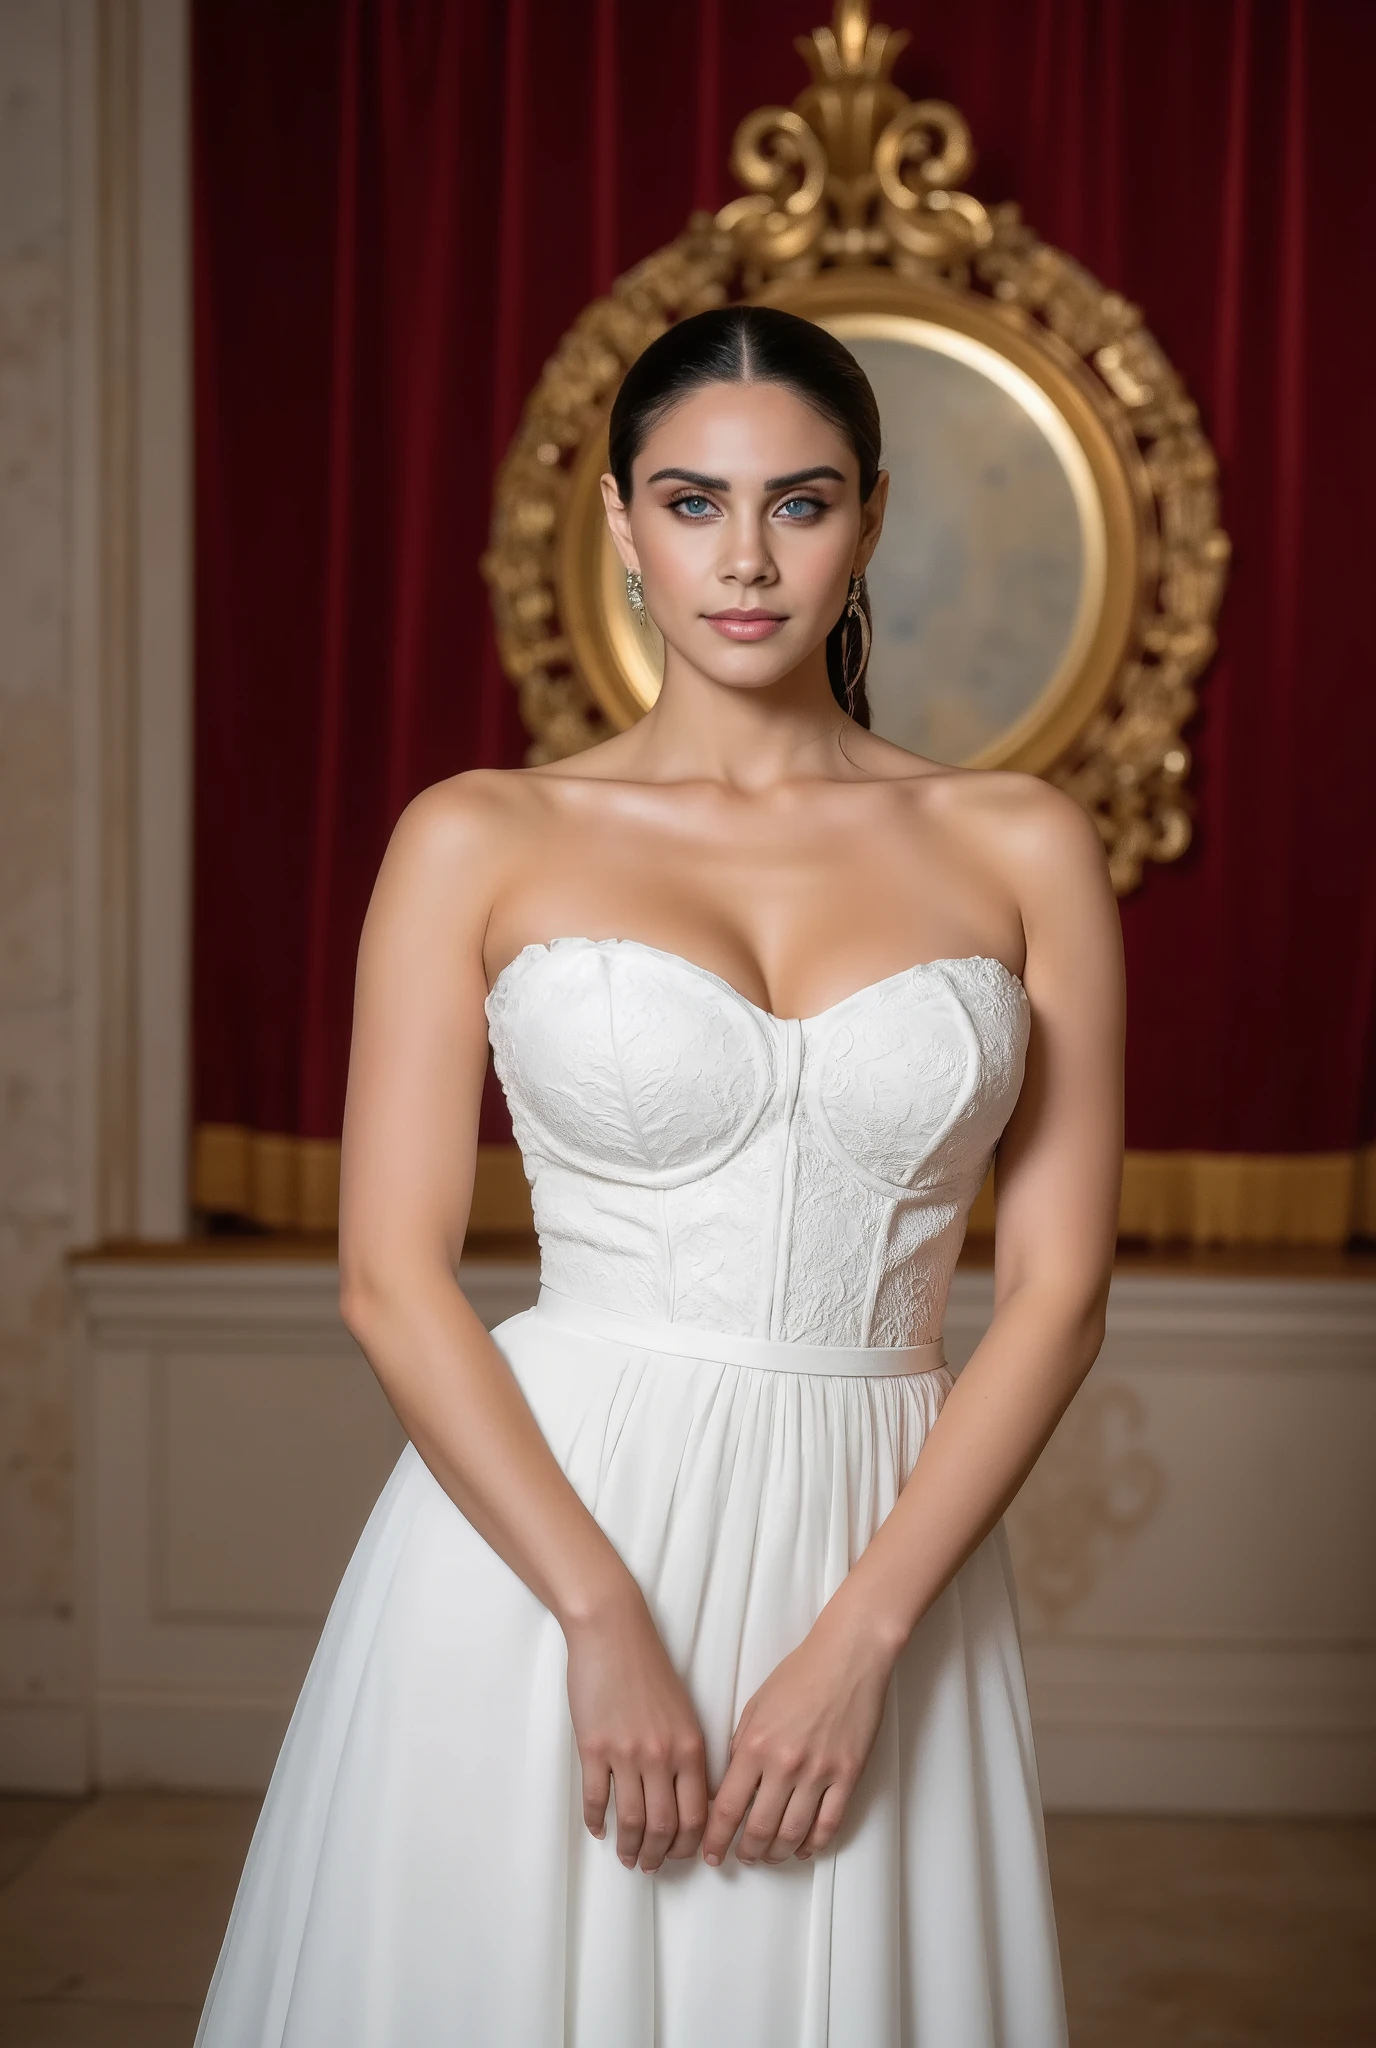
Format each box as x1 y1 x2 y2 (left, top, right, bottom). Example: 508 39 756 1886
484 936 1029 1347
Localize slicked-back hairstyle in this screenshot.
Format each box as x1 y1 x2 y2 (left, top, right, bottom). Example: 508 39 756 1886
607 305 882 725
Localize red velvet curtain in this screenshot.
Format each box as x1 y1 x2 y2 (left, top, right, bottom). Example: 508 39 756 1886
193 0 1376 1197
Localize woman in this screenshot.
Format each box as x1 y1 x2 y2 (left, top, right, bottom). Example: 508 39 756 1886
198 306 1123 2046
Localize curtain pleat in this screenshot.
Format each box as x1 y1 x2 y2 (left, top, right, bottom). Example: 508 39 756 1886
693 0 722 217
300 0 361 1143
192 0 1376 1244
591 0 618 297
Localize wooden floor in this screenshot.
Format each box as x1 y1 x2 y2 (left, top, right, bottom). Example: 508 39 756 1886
0 1797 1372 2045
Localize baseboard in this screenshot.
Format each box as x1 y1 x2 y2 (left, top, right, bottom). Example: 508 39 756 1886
0 1701 90 1793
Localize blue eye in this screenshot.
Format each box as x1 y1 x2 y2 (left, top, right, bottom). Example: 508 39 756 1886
777 495 824 520
670 494 715 519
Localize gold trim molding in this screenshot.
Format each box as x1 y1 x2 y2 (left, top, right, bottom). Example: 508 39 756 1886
195 1126 1376 1250
193 1125 343 1235
483 0 1229 894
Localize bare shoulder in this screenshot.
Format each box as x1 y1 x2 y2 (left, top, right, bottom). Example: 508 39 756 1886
922 766 1111 903
917 767 1121 1003
381 765 558 876
355 772 548 956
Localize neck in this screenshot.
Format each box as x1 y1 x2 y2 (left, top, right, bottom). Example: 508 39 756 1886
618 643 857 790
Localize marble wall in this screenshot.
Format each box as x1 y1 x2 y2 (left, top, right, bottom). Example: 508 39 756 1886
0 4 81 1767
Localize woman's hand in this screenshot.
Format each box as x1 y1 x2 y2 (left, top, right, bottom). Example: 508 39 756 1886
564 1591 710 1875
701 1602 899 1868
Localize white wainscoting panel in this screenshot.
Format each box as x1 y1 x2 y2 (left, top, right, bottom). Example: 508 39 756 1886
72 1259 537 1790
69 1258 1376 1810
947 1272 1376 1812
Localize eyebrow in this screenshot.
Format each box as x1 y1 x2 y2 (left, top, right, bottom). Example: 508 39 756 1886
765 466 846 490
645 467 728 489
643 465 846 491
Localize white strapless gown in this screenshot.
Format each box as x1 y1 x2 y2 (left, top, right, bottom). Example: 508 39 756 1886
197 936 1068 2047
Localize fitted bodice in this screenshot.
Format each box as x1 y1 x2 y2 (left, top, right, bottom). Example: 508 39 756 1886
484 936 1030 1348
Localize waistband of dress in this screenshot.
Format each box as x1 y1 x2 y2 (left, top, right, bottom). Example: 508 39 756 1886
531 1286 946 1378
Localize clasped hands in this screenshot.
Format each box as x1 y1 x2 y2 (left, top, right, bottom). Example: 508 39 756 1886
564 1590 898 1875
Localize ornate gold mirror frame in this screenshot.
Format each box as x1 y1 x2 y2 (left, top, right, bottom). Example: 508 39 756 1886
484 0 1229 893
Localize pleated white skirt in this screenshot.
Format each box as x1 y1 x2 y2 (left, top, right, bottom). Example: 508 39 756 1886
196 1293 1068 2047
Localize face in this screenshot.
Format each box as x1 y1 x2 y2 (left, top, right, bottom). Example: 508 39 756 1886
601 380 888 694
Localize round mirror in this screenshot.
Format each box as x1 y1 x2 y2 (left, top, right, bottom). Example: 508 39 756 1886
486 11 1227 891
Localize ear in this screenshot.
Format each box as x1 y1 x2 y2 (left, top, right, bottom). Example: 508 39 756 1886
852 469 890 577
600 473 640 573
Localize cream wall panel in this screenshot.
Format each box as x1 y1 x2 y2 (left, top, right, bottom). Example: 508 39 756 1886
158 1351 405 1621
74 1260 537 1787
1027 1369 1374 1641
987 1275 1375 1811
91 1347 357 1696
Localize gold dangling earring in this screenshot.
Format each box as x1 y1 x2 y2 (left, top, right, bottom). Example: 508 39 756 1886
625 568 646 620
843 573 870 715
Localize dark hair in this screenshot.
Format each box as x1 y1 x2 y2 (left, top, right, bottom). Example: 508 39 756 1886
608 305 881 727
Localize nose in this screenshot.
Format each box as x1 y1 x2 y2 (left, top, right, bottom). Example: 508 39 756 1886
717 506 777 591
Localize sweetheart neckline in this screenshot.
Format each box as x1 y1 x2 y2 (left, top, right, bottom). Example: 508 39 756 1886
486 934 1027 1027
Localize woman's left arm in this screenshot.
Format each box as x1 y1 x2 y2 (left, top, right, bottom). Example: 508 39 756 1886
702 781 1125 1868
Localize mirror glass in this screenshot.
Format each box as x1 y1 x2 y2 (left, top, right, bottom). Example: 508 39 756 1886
827 316 1105 763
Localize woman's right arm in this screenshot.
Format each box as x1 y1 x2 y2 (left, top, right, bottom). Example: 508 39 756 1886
337 775 707 1873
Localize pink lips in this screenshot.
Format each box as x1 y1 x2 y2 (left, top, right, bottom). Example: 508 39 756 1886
704 609 787 642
